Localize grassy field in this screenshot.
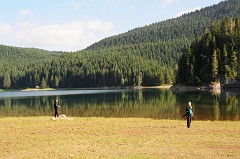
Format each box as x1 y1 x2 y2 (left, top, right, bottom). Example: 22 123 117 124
0 117 240 159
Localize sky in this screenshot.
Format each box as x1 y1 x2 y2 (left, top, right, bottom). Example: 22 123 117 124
0 0 225 51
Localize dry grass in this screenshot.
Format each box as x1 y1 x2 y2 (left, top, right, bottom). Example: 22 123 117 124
21 88 56 91
0 117 240 159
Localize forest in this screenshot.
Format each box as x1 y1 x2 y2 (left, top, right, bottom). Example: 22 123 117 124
178 17 240 85
0 0 240 89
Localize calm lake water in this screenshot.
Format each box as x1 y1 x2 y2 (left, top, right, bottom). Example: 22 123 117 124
0 89 239 121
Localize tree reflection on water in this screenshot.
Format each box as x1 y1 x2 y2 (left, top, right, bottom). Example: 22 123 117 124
0 89 239 120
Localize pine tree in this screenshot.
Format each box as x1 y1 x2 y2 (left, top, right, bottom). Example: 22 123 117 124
221 44 228 78
211 49 219 81
159 70 165 85
3 73 11 89
41 77 47 89
230 50 238 78
165 71 172 85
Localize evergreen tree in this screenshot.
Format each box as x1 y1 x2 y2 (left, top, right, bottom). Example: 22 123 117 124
165 71 172 85
3 73 11 89
54 76 60 88
158 70 165 85
41 78 47 89
230 50 238 78
211 49 219 81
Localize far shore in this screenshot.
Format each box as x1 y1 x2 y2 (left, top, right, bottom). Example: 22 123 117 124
21 88 56 91
19 85 173 92
141 85 172 89
0 84 227 92
170 85 207 91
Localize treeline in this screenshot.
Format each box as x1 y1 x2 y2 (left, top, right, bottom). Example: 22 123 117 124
178 17 240 85
1 48 176 89
0 45 177 89
0 45 64 88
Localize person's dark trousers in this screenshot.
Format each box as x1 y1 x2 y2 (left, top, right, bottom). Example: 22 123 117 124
187 116 192 128
55 110 58 117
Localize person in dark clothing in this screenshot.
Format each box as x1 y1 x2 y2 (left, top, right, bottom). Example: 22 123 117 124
182 101 193 128
54 99 60 117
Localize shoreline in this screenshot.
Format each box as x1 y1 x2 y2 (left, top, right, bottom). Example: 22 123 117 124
0 84 236 92
170 85 206 91
0 116 238 122
21 88 56 91
1 84 238 95
170 84 221 94
3 85 173 92
141 85 172 89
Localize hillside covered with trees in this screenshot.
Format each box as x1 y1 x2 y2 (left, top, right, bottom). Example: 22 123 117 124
178 17 240 85
86 0 240 65
0 45 64 88
1 0 240 89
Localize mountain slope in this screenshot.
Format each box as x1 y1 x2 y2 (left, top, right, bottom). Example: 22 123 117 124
88 0 240 47
0 45 64 88
0 45 62 64
86 0 240 66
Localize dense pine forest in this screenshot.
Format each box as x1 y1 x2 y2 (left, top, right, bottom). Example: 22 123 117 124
178 17 240 85
1 0 240 89
0 45 64 88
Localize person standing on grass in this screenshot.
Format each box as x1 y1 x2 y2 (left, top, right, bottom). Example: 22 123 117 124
182 101 194 128
54 99 60 117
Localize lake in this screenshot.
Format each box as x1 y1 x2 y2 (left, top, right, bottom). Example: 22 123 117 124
0 89 239 120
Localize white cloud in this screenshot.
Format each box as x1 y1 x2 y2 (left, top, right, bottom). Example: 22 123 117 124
72 1 82 9
18 9 32 16
106 0 125 5
161 0 173 7
176 7 201 17
0 19 115 51
0 21 12 34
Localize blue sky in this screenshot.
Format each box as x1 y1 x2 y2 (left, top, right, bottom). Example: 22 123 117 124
0 0 224 51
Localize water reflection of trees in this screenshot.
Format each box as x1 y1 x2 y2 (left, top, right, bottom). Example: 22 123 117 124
60 89 178 119
0 90 178 119
0 96 57 117
174 91 240 120
0 90 239 120
224 94 239 120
